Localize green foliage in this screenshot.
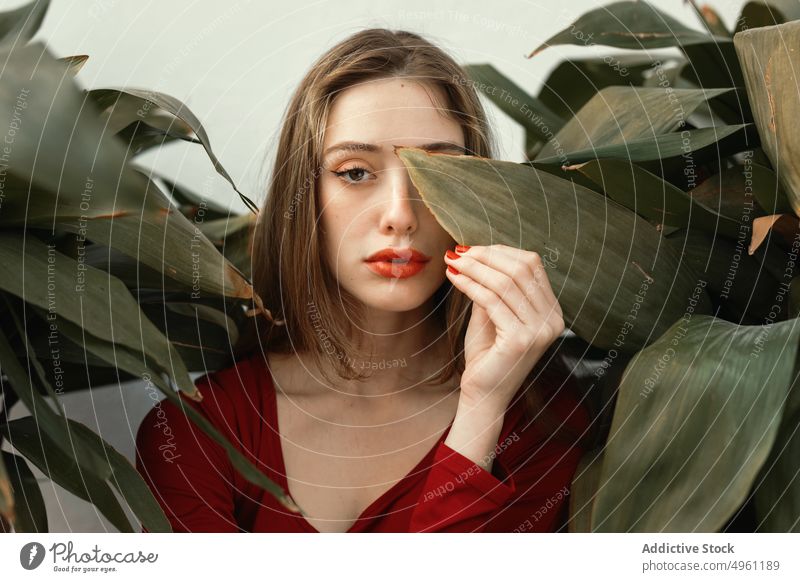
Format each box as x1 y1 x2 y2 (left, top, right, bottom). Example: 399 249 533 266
397 0 800 532
0 0 290 532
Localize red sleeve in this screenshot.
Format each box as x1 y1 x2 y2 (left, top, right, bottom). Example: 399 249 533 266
135 386 240 533
409 441 517 532
409 399 588 533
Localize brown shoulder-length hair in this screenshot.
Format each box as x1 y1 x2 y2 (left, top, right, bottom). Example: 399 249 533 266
236 28 596 450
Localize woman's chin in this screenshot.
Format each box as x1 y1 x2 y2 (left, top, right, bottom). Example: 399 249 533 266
356 286 436 313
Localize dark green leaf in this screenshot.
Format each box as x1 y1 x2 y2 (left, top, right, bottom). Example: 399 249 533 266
0 0 49 45
536 124 750 165
735 19 800 217
0 302 112 477
570 159 741 238
753 369 800 531
528 1 727 55
592 315 800 531
688 162 777 220
87 88 258 214
568 448 604 533
538 57 655 121
157 175 232 221
397 148 712 352
52 321 301 516
3 417 133 532
0 42 163 222
63 419 171 532
1 451 47 532
535 86 732 161
464 64 564 145
665 228 784 325
0 233 199 400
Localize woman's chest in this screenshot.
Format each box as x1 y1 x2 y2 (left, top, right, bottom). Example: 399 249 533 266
275 390 459 532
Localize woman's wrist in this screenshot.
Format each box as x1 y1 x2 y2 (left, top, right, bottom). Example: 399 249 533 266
456 380 517 416
442 391 509 472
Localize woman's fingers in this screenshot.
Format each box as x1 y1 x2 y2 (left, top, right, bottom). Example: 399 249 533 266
476 245 563 317
461 244 562 318
444 265 522 338
445 244 565 344
444 248 536 326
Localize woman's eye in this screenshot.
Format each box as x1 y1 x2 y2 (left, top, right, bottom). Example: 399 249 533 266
333 167 371 184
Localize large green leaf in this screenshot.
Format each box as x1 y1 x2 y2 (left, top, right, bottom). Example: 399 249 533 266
0 233 199 400
37 172 256 301
753 369 800 531
0 301 112 477
87 88 258 214
0 43 256 302
665 228 783 325
140 300 241 372
0 0 49 45
51 317 301 516
197 213 255 278
681 43 745 91
688 162 779 219
591 315 800 531
86 89 199 161
568 159 741 239
397 148 712 351
735 19 800 218
568 448 604 533
0 42 164 221
157 175 232 221
528 1 728 55
1 171 254 303
535 86 732 161
1 451 47 532
535 124 750 165
464 64 564 149
79 244 189 294
3 417 133 532
53 417 171 532
537 57 655 121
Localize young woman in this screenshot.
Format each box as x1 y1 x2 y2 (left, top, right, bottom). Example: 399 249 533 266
135 28 594 533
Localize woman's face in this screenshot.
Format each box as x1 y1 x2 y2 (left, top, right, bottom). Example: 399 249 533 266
317 77 465 314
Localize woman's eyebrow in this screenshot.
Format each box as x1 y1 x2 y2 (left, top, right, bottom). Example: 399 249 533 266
413 141 468 154
323 141 466 157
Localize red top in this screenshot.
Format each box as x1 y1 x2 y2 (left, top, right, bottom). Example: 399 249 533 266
135 352 591 533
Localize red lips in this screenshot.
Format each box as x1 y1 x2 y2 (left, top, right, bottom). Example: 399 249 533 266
364 247 431 279
365 248 431 263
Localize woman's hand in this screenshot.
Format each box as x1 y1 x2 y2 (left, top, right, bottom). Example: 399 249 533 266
444 244 565 412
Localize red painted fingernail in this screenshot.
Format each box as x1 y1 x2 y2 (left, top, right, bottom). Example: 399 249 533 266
445 249 459 260
455 245 471 253
447 265 460 275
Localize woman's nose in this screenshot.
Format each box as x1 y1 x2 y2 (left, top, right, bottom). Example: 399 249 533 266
377 168 419 235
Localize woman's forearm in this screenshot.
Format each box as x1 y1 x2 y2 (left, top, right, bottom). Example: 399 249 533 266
443 394 509 473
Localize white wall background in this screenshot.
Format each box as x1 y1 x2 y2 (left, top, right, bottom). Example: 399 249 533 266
3 0 749 531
